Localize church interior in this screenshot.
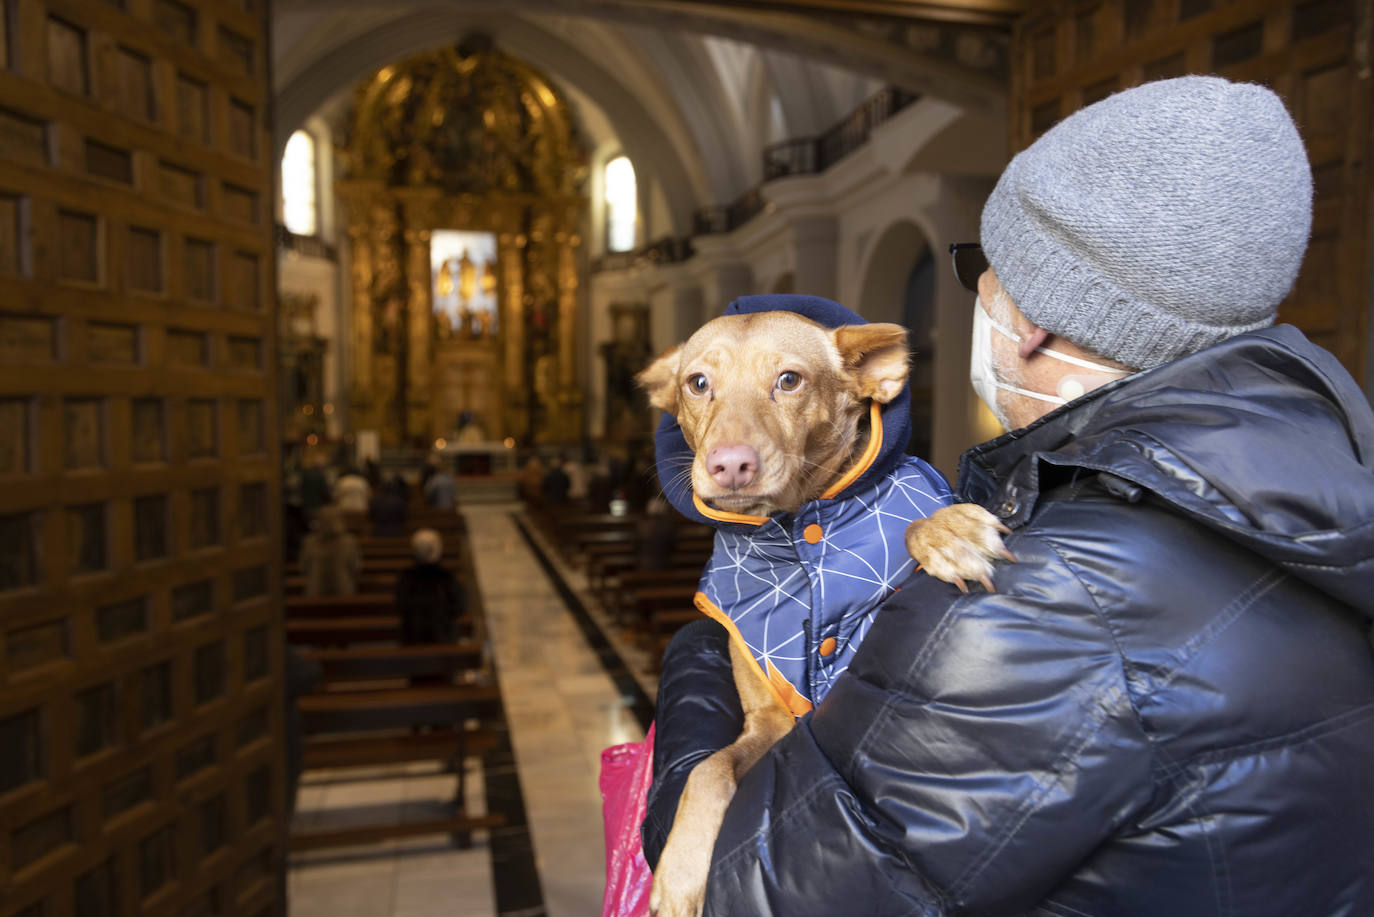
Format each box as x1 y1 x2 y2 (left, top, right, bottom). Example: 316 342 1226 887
0 0 1369 915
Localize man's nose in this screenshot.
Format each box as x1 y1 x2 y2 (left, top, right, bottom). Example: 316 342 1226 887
706 444 759 489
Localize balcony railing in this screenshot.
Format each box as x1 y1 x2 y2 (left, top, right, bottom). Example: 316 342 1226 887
692 186 767 236
591 234 696 273
275 224 339 261
697 86 921 234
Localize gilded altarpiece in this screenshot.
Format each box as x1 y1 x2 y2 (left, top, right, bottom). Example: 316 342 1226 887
340 39 588 447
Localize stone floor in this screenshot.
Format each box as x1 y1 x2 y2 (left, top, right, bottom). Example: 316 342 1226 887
288 504 650 917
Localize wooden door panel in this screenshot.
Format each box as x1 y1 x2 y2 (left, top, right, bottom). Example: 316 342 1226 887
0 0 282 915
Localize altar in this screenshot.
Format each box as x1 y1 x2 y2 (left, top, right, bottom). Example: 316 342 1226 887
339 38 587 448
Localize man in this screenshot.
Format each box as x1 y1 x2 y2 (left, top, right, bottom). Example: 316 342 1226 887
649 76 1374 915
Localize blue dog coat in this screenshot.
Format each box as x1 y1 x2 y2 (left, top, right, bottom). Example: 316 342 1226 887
655 295 952 716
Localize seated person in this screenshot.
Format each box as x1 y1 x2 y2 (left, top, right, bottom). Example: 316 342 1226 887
298 505 360 596
395 528 466 644
369 475 408 537
423 464 458 511
541 454 572 506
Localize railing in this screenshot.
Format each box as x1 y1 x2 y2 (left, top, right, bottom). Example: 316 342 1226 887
692 186 767 236
276 224 339 261
591 235 695 273
697 86 921 234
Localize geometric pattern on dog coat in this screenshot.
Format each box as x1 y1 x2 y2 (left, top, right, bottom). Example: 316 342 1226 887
694 452 952 716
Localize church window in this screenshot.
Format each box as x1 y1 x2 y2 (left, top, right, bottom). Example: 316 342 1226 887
605 155 637 253
281 129 317 236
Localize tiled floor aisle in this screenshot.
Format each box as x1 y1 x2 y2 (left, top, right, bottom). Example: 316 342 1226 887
289 503 646 917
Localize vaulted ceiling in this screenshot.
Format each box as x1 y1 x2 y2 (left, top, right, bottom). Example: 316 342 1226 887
273 0 1024 235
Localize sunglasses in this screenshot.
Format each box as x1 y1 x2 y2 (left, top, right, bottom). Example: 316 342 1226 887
949 243 988 293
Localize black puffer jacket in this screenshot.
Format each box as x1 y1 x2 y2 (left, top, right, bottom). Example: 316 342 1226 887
671 326 1374 916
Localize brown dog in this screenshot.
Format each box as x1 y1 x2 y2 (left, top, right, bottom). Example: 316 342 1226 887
636 311 1009 917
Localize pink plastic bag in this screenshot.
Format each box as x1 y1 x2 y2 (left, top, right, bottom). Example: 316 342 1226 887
600 722 655 917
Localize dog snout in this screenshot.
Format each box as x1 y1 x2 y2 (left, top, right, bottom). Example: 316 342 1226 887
707 444 759 490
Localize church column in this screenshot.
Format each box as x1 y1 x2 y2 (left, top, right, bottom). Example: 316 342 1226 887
348 223 373 399
552 227 584 441
791 216 839 300
500 231 528 440
691 234 754 314
556 230 579 390
764 174 839 300
672 284 705 344
404 226 433 442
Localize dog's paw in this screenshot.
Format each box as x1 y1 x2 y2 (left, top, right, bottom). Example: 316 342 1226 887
650 845 709 917
905 503 1016 593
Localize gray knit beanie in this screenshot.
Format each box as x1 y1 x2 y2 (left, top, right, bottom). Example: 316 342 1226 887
981 75 1312 369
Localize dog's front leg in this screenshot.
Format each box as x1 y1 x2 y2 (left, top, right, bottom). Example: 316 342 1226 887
651 640 795 917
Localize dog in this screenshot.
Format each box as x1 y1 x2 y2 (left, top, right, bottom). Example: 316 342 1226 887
636 303 1011 917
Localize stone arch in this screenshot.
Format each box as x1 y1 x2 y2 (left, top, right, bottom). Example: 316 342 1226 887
857 219 937 457
856 219 931 323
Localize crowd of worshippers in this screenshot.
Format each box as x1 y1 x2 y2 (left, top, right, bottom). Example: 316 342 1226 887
518 443 659 513
283 454 467 645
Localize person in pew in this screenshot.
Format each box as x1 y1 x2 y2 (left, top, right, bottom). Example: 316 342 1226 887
541 453 572 506
298 504 361 597
333 465 372 513
370 474 408 537
423 462 458 511
396 528 467 647
636 494 677 573
299 453 330 519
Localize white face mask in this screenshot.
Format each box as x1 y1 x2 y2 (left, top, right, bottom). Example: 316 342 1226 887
970 295 1128 429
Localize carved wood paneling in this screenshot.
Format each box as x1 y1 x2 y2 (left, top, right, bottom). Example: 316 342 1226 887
0 0 283 914
1012 0 1372 379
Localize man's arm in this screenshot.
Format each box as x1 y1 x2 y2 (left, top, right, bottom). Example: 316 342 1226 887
704 533 1155 916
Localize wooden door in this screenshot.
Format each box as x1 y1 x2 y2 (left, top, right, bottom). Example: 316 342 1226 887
1011 0 1372 380
0 0 283 914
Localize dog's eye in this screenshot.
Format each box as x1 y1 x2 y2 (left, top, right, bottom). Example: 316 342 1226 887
776 371 803 393
685 374 710 396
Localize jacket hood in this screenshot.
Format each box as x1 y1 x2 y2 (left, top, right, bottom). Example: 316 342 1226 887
959 324 1374 618
654 294 916 530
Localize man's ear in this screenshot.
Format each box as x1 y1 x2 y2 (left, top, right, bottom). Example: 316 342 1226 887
635 344 682 414
833 323 909 403
1019 325 1049 360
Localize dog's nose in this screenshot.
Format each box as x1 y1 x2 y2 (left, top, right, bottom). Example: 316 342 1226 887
707 445 759 490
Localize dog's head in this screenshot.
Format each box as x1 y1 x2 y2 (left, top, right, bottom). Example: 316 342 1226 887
636 311 908 516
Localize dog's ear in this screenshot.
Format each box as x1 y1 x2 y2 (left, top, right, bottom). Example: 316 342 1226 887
833 323 909 403
635 344 682 414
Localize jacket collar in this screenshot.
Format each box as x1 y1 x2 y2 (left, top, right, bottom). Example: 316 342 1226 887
957 325 1374 617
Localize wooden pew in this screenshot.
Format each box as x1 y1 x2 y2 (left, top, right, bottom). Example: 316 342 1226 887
292 665 504 852
287 617 400 645
286 594 394 619
298 641 485 681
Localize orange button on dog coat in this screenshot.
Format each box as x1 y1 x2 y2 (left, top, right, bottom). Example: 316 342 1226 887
803 524 823 544
818 637 837 657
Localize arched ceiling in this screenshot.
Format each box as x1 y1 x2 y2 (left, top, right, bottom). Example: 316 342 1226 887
273 0 1015 236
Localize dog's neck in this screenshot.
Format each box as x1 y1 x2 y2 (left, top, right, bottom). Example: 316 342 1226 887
805 403 875 498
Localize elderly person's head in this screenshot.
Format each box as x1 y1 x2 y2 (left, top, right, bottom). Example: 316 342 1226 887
961 76 1312 431
411 528 443 564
